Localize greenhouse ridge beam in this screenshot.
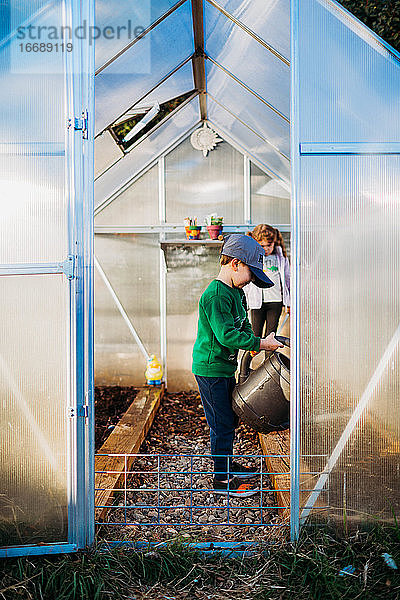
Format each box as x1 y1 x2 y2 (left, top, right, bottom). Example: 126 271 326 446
205 0 290 67
191 0 207 120
94 0 188 76
206 55 290 124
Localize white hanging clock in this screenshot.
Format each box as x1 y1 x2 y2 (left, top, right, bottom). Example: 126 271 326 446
190 123 222 157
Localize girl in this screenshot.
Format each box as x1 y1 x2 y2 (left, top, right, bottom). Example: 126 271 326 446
244 224 290 337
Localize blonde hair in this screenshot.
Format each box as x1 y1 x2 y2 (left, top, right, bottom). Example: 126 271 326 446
248 224 287 258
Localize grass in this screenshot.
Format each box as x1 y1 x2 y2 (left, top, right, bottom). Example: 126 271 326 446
0 524 399 599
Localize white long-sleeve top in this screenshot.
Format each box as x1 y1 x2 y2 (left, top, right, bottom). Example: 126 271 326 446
244 245 290 309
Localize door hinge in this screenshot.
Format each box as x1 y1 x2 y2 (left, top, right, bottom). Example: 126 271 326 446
59 255 75 280
78 405 89 418
68 109 88 139
67 405 89 419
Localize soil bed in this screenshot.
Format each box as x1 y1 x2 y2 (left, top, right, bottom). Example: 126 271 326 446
95 386 138 449
96 388 285 544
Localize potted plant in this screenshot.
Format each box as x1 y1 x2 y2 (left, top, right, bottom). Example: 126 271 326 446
205 214 223 239
184 217 201 239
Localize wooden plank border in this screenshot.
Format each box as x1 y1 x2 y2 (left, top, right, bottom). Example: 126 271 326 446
259 430 327 526
259 431 291 523
95 385 164 521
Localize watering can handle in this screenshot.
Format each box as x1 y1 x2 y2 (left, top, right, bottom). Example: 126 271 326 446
275 335 290 348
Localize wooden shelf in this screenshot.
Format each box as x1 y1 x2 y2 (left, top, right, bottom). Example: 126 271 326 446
160 239 222 249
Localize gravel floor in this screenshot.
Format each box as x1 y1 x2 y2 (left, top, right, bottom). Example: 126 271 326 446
99 390 287 544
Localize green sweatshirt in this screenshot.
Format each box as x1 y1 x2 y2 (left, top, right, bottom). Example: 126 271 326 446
192 279 261 377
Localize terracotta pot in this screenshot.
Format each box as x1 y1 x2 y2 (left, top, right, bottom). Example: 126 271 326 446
188 226 201 240
207 225 223 239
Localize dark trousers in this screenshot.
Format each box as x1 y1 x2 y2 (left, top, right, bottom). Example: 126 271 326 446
250 302 283 338
194 375 238 481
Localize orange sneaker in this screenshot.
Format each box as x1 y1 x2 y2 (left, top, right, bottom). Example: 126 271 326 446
213 477 259 497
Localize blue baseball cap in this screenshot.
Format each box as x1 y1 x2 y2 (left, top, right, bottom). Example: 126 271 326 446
221 234 273 288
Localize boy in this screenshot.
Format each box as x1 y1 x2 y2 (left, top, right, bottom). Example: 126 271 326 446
192 234 284 496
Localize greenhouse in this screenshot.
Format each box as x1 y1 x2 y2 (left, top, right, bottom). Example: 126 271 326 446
0 0 399 557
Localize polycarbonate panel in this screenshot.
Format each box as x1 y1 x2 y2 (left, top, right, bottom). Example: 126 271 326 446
112 60 195 125
95 0 194 134
299 155 400 521
95 130 123 179
205 1 289 120
0 275 69 546
166 239 220 391
212 0 290 60
95 235 160 386
95 164 158 226
206 60 290 158
299 0 400 142
0 1 68 263
250 162 290 225
95 97 200 210
95 61 195 180
207 97 290 182
95 0 179 71
165 134 243 224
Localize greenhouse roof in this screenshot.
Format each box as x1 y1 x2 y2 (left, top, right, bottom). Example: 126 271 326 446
94 0 400 211
94 0 291 209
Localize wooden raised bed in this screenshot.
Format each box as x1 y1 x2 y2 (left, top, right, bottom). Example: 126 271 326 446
95 385 164 520
259 430 328 524
259 431 291 523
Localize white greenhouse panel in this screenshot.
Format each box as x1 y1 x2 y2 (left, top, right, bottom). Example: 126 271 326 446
95 97 200 210
112 60 195 125
165 135 244 224
0 155 68 264
95 0 194 134
298 0 400 142
95 0 179 71
294 0 400 525
250 162 290 225
95 60 195 180
0 0 94 554
95 235 161 386
209 0 290 60
95 164 159 226
206 60 290 158
95 131 123 179
0 275 70 547
0 0 68 264
298 155 400 521
207 97 290 182
205 1 289 120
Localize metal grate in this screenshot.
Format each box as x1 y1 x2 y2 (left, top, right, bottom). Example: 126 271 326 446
95 452 329 536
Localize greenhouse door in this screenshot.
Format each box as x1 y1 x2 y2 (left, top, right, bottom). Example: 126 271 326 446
292 0 400 530
0 1 94 556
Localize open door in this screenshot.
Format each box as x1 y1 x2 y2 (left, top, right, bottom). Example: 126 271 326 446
291 0 400 533
0 0 94 556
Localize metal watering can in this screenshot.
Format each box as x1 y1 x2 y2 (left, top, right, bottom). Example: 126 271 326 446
232 336 290 434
